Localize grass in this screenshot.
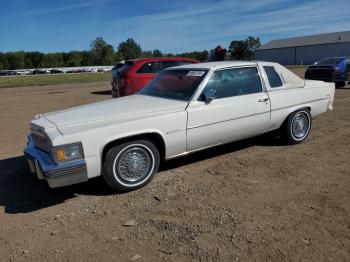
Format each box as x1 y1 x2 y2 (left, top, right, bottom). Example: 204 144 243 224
0 65 307 89
0 71 111 88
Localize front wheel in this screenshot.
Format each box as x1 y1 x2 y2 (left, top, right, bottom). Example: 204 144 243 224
282 109 312 144
102 140 160 192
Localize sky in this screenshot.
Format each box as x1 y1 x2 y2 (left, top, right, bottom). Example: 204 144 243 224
1 0 349 53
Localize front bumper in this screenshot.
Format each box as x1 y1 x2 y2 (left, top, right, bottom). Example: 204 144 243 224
24 135 88 188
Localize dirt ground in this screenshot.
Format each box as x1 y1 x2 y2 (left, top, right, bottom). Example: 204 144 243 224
0 76 349 261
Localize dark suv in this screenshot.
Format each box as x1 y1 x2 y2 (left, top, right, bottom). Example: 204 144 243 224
111 57 199 97
305 57 350 88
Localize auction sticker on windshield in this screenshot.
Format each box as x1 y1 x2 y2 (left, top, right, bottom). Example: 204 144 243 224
187 71 205 77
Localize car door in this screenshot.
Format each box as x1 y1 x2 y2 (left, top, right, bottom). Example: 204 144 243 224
135 61 179 91
135 61 158 91
186 66 271 152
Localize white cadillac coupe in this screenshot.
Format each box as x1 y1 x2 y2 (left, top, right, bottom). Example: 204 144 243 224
24 61 335 192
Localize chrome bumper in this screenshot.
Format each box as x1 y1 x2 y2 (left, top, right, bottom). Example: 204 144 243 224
24 135 88 188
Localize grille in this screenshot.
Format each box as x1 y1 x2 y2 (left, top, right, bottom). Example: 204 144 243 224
306 66 333 80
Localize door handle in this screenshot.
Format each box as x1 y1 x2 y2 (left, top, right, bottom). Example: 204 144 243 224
258 98 269 102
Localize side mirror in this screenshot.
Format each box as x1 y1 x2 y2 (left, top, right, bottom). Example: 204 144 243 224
204 89 216 103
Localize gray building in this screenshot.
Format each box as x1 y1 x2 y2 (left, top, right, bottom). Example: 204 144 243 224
255 31 350 65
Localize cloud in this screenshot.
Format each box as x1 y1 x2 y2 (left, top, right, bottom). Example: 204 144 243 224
23 0 113 15
101 0 350 52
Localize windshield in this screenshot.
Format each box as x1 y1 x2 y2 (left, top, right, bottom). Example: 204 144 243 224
316 58 343 65
140 69 207 101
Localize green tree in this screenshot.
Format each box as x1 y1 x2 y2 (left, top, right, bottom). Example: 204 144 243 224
141 50 153 58
193 50 209 62
0 53 9 70
175 50 208 62
229 36 261 60
152 49 163 57
6 52 25 70
229 40 249 60
26 52 45 68
247 36 261 54
24 54 33 68
81 51 94 66
90 37 115 65
117 38 142 60
64 51 84 67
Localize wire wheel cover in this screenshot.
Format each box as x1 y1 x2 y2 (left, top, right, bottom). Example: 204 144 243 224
292 112 309 139
115 146 153 183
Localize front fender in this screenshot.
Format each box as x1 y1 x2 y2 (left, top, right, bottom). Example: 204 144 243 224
99 129 167 160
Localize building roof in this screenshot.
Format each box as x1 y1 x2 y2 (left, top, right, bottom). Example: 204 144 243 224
257 31 350 50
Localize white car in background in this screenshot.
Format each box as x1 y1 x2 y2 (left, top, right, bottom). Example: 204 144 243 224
16 70 31 75
24 61 335 192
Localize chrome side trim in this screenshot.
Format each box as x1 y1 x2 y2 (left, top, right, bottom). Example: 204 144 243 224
270 97 329 112
187 111 270 130
186 97 328 131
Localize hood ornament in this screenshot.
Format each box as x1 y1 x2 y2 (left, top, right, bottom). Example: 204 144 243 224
34 113 42 120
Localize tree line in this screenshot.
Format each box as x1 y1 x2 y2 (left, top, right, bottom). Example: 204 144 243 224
0 36 261 70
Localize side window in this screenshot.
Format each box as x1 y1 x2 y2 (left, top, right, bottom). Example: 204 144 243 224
264 66 283 88
159 61 179 70
202 67 262 99
137 62 156 73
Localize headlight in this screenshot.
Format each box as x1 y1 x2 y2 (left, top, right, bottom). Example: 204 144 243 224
53 143 84 162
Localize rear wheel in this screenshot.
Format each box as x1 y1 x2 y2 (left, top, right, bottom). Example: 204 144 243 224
282 109 312 144
102 140 160 192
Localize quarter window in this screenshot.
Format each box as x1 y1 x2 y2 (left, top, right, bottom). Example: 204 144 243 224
159 61 179 70
137 62 156 73
137 61 183 74
264 66 283 88
202 67 262 99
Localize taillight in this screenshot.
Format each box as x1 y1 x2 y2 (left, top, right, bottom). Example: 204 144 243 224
120 77 132 95
121 77 132 88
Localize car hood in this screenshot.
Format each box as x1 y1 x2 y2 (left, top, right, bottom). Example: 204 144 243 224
42 95 187 129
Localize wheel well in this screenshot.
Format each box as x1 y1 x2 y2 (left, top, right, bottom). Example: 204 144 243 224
280 106 311 128
101 133 166 166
